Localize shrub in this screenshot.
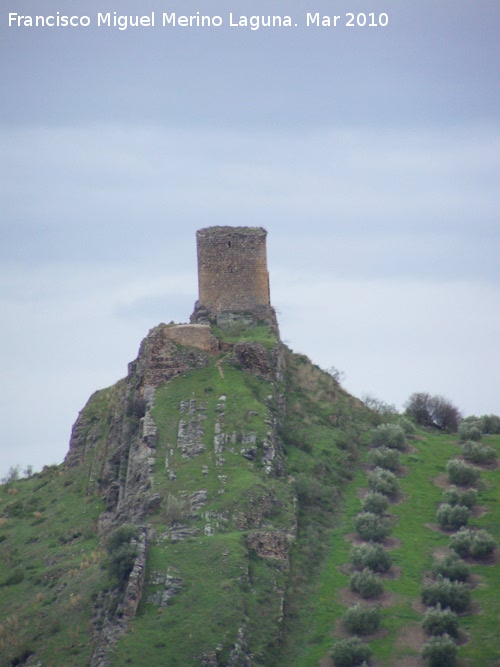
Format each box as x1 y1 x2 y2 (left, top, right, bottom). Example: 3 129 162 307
354 512 391 542
421 634 457 667
458 422 482 442
450 528 496 559
368 447 400 472
449 529 472 558
422 604 459 638
362 394 397 422
361 491 389 516
3 566 24 586
405 392 461 432
405 392 433 427
442 486 477 510
462 441 497 465
106 524 139 553
1 465 21 485
343 604 381 635
421 575 471 612
367 467 399 497
362 395 396 414
351 543 392 573
450 528 496 558
108 544 138 584
128 395 147 419
469 530 497 558
163 494 187 525
429 396 461 432
370 423 406 450
294 474 329 507
436 503 470 530
432 553 470 582
446 459 480 487
350 568 384 599
398 416 416 435
463 414 500 434
106 524 139 586
478 413 500 434
331 637 372 667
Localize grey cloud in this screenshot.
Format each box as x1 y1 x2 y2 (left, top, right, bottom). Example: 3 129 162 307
1 126 498 284
1 0 499 128
1 0 499 478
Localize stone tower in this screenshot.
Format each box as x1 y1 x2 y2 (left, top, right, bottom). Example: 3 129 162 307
190 226 275 326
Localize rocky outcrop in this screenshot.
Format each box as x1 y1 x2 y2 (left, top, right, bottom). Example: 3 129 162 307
246 529 294 561
233 342 275 380
147 566 184 608
65 322 218 524
65 316 295 666
177 398 207 458
233 338 285 383
129 323 212 388
90 528 148 667
191 302 279 334
66 326 222 665
228 626 253 667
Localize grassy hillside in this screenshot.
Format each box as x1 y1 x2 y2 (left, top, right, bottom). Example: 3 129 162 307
0 324 498 667
110 357 295 666
283 429 500 667
0 463 106 664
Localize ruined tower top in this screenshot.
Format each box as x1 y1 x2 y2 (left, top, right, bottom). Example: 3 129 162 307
191 226 274 325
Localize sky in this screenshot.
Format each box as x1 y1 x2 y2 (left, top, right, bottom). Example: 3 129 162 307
1 0 499 478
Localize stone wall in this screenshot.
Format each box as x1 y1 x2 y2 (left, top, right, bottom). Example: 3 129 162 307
128 324 213 389
162 323 217 352
195 226 271 316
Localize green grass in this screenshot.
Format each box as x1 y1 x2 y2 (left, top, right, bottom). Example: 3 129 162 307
1 325 498 667
458 436 500 666
0 464 106 665
110 350 295 666
112 533 251 666
284 430 500 667
265 351 373 666
212 322 278 350
151 360 294 528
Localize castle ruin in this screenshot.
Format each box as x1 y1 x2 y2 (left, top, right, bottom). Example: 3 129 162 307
190 226 276 327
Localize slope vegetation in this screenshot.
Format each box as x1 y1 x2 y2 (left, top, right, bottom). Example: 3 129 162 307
0 322 372 666
1 321 498 667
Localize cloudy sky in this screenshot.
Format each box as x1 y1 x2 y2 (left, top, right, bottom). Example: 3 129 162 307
1 0 499 477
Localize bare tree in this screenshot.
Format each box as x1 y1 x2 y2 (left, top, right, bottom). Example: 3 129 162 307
405 392 461 432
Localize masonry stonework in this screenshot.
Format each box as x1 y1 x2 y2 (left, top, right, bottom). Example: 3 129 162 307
162 324 216 352
192 226 271 323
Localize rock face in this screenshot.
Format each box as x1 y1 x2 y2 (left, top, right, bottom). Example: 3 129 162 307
65 322 218 520
233 341 285 382
63 324 219 665
246 529 293 561
129 322 214 388
177 398 208 458
65 315 293 666
90 528 148 667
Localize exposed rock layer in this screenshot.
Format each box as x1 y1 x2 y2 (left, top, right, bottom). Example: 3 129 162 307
65 318 291 666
